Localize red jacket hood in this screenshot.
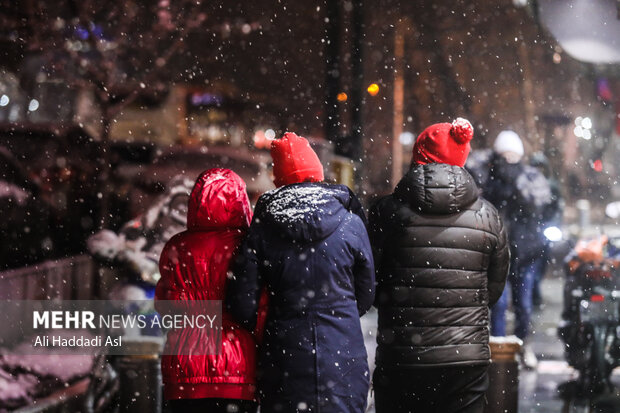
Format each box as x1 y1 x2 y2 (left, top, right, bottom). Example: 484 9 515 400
187 168 252 231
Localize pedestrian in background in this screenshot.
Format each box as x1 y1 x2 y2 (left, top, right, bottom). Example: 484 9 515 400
370 118 509 413
529 152 564 308
156 168 260 413
483 131 552 370
227 132 375 413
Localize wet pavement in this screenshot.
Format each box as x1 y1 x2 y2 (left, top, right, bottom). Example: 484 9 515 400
360 275 620 413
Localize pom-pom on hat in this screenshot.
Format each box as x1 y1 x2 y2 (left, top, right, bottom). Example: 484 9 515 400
412 117 474 167
271 132 325 187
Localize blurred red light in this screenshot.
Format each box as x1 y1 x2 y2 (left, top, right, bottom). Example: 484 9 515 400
593 159 603 172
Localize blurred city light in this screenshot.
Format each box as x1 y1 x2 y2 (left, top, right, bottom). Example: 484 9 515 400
593 159 603 172
28 99 39 112
574 126 583 138
0 95 9 106
399 131 415 146
337 92 348 102
574 116 593 139
253 128 276 149
605 202 620 219
543 226 563 242
582 129 592 140
538 0 620 64
367 83 380 96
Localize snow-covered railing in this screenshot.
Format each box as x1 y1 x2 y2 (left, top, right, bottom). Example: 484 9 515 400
0 255 96 301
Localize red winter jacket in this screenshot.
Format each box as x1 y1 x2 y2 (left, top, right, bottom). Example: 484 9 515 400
155 168 259 401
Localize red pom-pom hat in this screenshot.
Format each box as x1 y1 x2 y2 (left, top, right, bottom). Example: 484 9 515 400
412 117 474 167
271 132 325 187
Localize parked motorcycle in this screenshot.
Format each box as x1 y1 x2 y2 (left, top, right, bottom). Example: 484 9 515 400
558 234 620 396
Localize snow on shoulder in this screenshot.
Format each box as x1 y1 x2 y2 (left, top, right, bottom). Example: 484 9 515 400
256 183 355 242
262 184 332 225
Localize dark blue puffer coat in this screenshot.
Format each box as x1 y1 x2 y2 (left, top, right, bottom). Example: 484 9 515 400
226 182 375 413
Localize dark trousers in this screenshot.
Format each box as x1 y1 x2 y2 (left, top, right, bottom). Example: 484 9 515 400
166 398 258 413
531 252 548 306
374 365 489 413
491 255 541 339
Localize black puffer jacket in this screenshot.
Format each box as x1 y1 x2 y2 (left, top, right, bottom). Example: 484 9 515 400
370 163 509 369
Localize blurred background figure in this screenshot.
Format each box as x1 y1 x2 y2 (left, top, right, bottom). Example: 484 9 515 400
0 146 54 270
480 130 553 370
87 175 194 287
529 151 564 309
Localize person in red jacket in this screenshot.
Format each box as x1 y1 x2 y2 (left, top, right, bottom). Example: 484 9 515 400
155 168 259 413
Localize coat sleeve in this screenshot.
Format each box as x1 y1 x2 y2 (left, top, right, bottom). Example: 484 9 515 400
351 216 376 316
346 187 368 226
154 241 183 315
368 199 391 308
225 226 263 332
368 201 386 276
488 216 510 306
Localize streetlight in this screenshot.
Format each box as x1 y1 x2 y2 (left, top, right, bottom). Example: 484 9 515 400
367 83 380 96
573 116 593 140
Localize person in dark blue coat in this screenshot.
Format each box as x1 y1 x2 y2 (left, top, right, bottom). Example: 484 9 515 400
226 132 375 413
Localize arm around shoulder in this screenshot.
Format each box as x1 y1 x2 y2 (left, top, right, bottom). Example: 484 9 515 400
351 216 375 316
225 227 263 331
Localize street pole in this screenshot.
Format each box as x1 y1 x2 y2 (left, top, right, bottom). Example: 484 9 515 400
518 42 539 151
350 0 364 163
324 0 341 144
392 18 406 187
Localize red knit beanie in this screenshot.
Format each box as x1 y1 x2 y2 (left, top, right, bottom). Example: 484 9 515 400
412 118 474 167
271 132 325 187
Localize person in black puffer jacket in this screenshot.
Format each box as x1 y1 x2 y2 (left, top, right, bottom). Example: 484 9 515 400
370 118 510 413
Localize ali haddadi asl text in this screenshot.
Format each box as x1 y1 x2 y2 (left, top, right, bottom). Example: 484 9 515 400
33 335 122 347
